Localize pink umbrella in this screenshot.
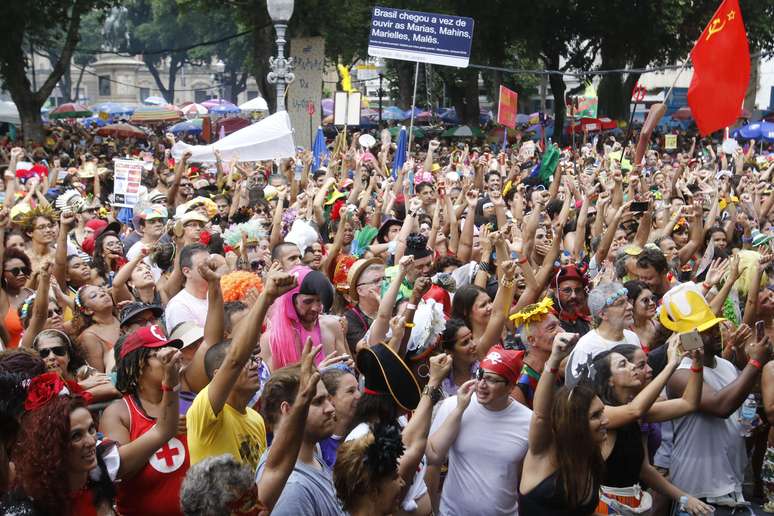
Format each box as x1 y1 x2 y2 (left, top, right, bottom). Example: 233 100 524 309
201 98 237 110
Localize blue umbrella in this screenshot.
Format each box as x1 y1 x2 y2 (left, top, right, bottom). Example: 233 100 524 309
312 127 329 170
440 108 460 124
383 106 405 121
169 119 203 134
91 102 134 116
80 116 107 128
391 126 407 179
209 102 240 115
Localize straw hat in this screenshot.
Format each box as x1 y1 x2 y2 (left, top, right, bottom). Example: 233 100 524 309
659 282 725 334
347 257 383 302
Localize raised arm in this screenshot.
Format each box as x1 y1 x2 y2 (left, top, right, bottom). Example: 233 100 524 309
667 334 769 418
116 348 181 479
368 256 412 346
54 211 75 291
20 261 54 349
644 350 703 422
425 380 476 465
604 336 682 429
476 260 517 356
456 189 479 263
166 151 191 211
676 202 704 265
258 338 321 510
528 333 578 455
208 264 295 416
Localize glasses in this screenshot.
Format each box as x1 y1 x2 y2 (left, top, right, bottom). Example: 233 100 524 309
34 223 55 232
5 266 31 277
558 287 585 297
475 368 507 386
357 276 384 288
39 346 67 359
639 295 657 305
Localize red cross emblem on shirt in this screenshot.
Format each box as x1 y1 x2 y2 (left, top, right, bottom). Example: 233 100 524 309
149 437 186 473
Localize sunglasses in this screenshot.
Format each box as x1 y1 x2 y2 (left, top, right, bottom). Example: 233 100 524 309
38 346 67 359
475 368 507 385
5 266 31 277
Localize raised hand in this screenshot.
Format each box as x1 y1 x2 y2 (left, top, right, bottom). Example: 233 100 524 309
412 276 432 298
704 257 730 287
428 352 452 386
157 347 183 389
197 256 224 284
456 379 477 411
264 263 297 298
298 337 323 405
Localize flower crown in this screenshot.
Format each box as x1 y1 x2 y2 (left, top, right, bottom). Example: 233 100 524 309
509 297 555 327
18 204 58 233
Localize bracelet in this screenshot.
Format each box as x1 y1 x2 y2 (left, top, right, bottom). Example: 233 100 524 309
406 303 417 310
161 383 180 393
501 277 516 288
404 322 416 328
749 359 762 370
547 366 559 375
701 281 712 290
690 367 702 373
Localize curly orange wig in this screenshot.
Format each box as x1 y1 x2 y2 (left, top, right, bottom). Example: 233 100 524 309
220 271 263 302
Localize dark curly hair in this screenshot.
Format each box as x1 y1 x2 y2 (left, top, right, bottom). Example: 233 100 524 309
92 231 122 282
0 348 46 378
115 345 154 394
13 395 115 515
333 422 404 512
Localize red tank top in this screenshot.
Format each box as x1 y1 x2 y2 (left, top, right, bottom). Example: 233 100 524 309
115 394 189 516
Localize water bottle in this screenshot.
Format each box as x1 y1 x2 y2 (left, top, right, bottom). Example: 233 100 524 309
738 394 760 436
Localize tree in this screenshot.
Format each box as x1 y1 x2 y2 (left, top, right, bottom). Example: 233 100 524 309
112 0 211 104
0 0 112 142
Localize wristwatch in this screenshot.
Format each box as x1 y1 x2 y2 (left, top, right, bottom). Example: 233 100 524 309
422 384 443 405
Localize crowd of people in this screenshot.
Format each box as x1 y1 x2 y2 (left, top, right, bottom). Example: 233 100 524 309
0 119 772 516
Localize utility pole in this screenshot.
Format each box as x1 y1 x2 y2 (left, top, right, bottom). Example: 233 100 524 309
378 72 383 126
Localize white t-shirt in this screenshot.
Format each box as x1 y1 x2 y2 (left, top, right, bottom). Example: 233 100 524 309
126 240 163 282
346 416 427 512
565 329 642 386
430 395 531 516
165 288 208 330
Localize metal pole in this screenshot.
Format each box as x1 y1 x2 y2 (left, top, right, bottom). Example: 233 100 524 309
408 62 419 156
378 73 383 126
267 22 294 112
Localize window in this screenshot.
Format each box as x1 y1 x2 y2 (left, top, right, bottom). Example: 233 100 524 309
139 87 150 102
98 75 111 97
194 89 208 103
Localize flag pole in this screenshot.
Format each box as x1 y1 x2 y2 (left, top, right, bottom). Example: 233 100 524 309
663 58 690 106
408 62 420 159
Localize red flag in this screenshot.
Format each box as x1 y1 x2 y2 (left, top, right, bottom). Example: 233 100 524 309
687 0 750 136
497 85 518 129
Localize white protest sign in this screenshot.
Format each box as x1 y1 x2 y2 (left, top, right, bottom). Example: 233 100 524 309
113 159 144 208
664 134 677 150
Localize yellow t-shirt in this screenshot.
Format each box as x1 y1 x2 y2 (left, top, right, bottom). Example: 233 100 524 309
187 384 267 470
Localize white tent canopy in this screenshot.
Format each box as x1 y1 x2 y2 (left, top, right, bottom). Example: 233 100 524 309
239 96 269 112
170 110 295 163
0 101 21 125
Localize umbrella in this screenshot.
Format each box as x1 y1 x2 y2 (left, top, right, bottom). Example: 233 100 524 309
80 116 107 128
321 98 334 116
96 123 146 139
734 121 774 142
391 126 407 178
440 108 460 124
441 125 484 138
91 102 135 117
239 97 269 112
201 98 236 109
49 103 92 119
0 101 20 125
403 107 425 120
130 105 182 123
312 127 329 169
169 119 203 134
144 96 167 105
209 102 240 115
389 126 424 139
181 103 208 118
382 106 405 121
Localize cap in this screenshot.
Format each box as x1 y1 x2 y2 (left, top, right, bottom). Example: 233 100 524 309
119 324 182 359
480 345 522 384
169 321 204 349
139 205 168 221
119 302 164 327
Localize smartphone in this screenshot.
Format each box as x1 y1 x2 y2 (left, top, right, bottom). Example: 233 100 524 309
679 330 704 351
631 201 649 213
756 320 766 341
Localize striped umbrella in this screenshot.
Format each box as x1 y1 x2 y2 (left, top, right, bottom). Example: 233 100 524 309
181 103 208 118
50 103 92 119
130 104 182 123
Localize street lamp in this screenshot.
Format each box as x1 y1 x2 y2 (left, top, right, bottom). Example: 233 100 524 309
267 0 295 112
